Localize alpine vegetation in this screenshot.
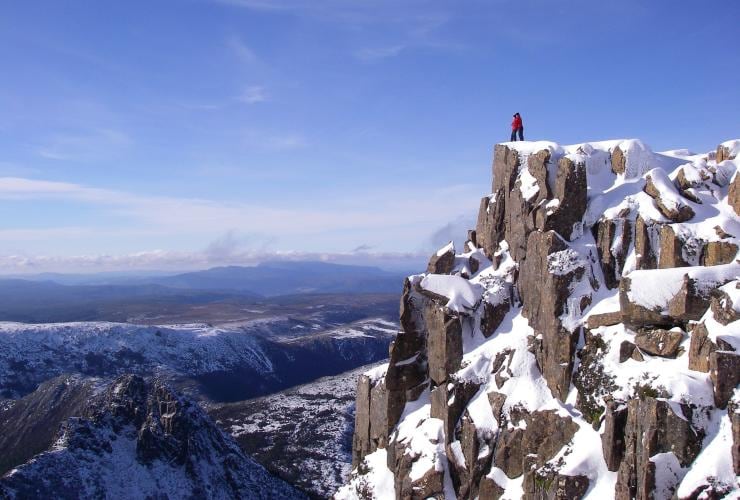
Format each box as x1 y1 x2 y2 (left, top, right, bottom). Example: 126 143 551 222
338 139 740 499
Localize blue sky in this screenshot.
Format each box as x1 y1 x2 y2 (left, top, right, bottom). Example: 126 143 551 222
0 0 738 272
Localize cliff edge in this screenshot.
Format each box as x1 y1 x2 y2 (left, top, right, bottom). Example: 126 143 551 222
337 139 740 499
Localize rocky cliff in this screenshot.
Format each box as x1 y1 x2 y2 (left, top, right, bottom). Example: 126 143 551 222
0 374 304 499
337 139 740 499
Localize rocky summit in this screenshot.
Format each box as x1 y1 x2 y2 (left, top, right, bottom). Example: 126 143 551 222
0 374 304 500
337 139 740 499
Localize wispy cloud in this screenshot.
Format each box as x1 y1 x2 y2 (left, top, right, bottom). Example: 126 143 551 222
37 128 131 161
241 129 307 150
0 247 427 274
0 162 39 177
227 34 258 64
354 45 406 62
237 85 268 104
0 175 481 259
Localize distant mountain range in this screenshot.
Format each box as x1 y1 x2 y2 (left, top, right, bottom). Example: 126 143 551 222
152 261 408 295
0 261 409 322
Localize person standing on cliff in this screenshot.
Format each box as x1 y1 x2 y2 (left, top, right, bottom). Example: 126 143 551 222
510 112 524 141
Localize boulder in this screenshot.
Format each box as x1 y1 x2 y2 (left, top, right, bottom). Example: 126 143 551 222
618 341 637 363
611 146 626 175
710 284 740 325
709 350 740 409
634 328 684 358
644 171 695 223
478 475 505 500
701 241 738 266
395 459 444 500
427 242 456 274
666 274 714 321
480 284 511 338
586 310 622 329
687 323 714 373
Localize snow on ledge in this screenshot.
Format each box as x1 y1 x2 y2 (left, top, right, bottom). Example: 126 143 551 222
625 263 739 312
420 274 484 312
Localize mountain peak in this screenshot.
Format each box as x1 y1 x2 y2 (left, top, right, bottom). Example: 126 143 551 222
338 139 740 499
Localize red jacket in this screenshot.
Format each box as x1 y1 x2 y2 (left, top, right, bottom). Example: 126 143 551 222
512 115 522 130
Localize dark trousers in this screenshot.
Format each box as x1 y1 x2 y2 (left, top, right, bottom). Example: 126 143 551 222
510 127 524 141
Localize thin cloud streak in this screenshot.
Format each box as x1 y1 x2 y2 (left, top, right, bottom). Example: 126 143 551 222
238 85 268 104
0 248 427 274
0 176 482 244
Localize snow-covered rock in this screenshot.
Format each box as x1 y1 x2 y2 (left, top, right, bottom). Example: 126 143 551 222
0 375 304 499
339 139 740 499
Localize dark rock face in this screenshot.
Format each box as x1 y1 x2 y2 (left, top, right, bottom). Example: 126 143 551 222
702 241 738 266
709 351 740 409
573 331 617 426
634 215 658 270
658 225 690 268
538 157 587 241
493 427 526 478
426 306 463 385
0 375 95 476
601 399 628 471
615 398 701 500
595 216 632 289
520 231 585 400
448 412 493 499
353 374 406 467
729 173 740 216
345 140 740 500
730 400 740 475
523 469 589 500
0 375 303 500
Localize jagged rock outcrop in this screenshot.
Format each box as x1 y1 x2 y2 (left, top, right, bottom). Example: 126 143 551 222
0 375 303 499
338 138 740 500
615 398 702 500
0 374 95 476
